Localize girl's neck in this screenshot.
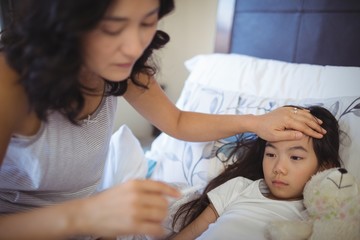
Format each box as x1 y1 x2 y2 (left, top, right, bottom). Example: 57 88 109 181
264 192 303 201
260 180 303 201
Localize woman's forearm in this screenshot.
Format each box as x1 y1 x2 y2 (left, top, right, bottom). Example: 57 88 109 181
0 179 181 239
125 78 325 143
0 198 85 240
166 111 256 142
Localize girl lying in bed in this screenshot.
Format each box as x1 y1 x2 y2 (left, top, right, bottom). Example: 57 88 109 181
169 105 342 240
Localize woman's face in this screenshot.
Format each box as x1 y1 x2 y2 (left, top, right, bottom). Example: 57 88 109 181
262 136 319 201
82 0 160 82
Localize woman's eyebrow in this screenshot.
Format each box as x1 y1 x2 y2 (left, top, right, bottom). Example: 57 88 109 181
103 7 160 22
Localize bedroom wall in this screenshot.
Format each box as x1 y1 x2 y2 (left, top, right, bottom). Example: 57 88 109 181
114 0 219 143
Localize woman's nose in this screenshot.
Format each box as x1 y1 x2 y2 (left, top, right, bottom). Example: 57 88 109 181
120 29 146 60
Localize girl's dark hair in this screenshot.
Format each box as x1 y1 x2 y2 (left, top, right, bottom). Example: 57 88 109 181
173 105 341 230
0 0 174 123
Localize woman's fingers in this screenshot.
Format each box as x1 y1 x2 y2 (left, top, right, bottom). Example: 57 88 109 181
118 180 179 236
137 179 181 199
256 106 326 142
285 107 326 139
80 179 180 238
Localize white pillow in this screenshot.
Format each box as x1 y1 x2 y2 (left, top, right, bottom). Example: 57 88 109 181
185 54 360 99
98 125 147 191
146 136 224 186
147 81 360 184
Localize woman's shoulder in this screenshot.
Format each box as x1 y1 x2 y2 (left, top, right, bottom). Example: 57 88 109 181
0 52 29 127
0 52 20 86
0 52 17 77
0 52 23 96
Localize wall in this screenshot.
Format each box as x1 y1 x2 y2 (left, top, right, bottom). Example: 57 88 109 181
114 0 219 143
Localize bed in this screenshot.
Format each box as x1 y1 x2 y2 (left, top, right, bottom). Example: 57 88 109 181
144 0 360 185
101 0 360 239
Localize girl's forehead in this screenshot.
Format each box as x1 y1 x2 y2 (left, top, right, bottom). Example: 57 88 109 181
266 136 313 151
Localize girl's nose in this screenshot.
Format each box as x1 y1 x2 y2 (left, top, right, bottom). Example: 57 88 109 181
272 159 287 175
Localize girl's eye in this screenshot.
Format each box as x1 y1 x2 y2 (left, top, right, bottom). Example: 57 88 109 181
290 156 303 161
265 153 276 158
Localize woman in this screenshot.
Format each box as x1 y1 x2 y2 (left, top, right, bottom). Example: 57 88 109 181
0 0 325 239
170 106 341 240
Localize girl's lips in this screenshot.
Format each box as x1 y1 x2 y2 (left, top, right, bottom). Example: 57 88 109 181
272 180 288 187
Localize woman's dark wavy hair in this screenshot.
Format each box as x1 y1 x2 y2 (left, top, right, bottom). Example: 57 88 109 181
0 0 174 123
172 105 342 231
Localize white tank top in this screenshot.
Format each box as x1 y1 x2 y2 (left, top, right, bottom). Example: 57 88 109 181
0 95 117 213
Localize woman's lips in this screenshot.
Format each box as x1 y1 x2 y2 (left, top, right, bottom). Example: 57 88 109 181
115 63 133 68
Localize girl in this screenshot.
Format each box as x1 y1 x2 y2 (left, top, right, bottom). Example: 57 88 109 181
0 0 325 239
171 106 341 240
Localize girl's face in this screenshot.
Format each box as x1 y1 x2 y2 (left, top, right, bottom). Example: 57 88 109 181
82 0 160 82
262 136 319 201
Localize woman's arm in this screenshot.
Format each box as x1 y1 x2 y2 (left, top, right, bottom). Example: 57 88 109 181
124 75 325 142
0 54 27 165
0 56 179 239
170 204 218 240
0 180 180 239
0 198 82 240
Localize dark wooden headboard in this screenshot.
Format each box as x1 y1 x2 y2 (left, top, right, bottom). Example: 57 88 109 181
215 0 360 67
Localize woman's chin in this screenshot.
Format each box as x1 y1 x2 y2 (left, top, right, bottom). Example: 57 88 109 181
104 77 129 82
102 72 131 82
